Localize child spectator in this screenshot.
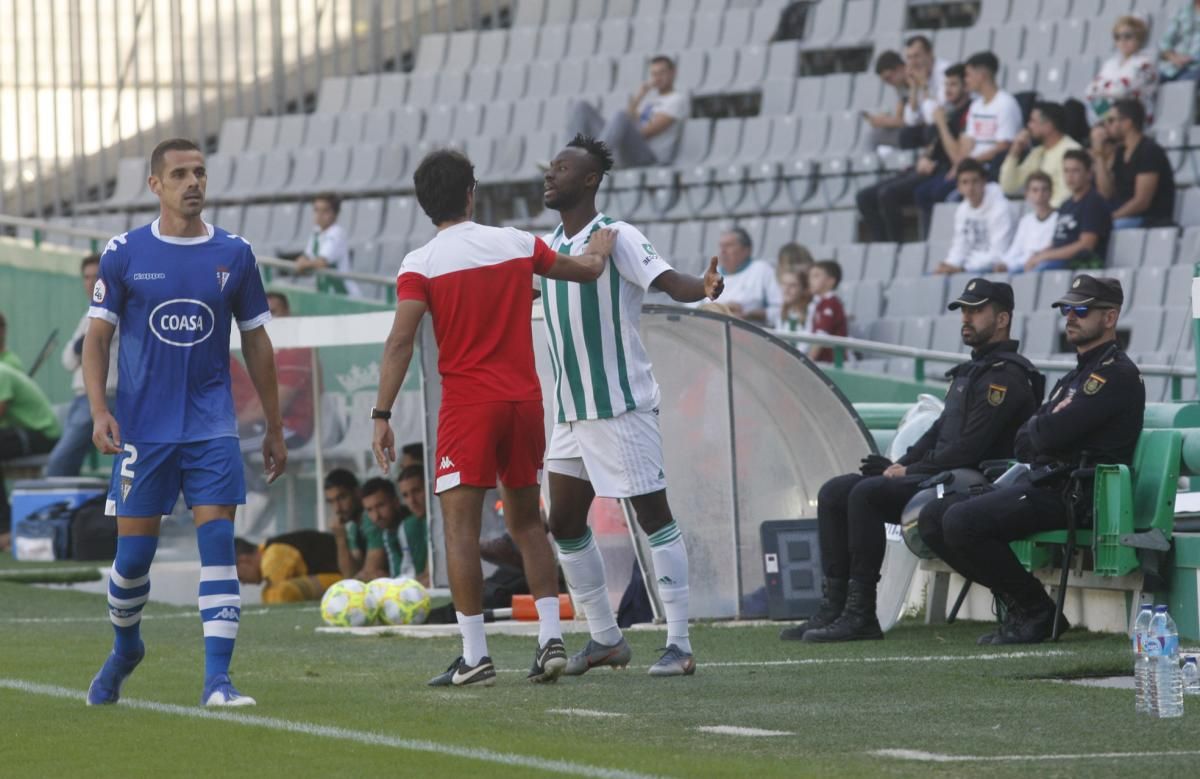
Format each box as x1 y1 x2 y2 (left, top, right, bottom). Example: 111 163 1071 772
934 159 1016 275
1024 150 1112 272
804 261 847 364
777 269 809 333
999 172 1058 273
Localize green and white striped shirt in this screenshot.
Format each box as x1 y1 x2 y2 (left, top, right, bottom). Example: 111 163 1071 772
541 214 671 423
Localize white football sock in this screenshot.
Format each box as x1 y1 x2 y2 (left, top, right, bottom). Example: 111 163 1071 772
535 596 562 646
455 611 488 666
649 523 691 655
557 531 623 646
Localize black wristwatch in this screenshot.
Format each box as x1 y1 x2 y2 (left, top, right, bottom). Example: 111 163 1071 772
370 407 391 421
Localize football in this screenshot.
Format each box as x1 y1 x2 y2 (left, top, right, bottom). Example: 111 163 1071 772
377 577 431 626
362 577 396 623
320 579 370 627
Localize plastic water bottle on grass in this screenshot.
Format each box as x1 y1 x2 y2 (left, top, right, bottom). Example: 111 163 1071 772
1132 604 1154 714
1147 606 1183 718
1183 657 1200 697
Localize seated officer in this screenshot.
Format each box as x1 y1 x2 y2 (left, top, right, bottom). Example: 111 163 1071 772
920 275 1144 644
783 279 1043 643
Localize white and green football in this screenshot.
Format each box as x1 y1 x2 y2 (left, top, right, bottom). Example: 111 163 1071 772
377 577 431 626
320 579 370 627
363 577 396 623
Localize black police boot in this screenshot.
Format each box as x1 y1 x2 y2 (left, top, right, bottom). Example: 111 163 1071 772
802 579 884 643
988 593 1070 645
976 591 1021 645
780 578 848 641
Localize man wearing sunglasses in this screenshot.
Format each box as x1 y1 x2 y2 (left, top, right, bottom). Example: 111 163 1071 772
784 279 1042 643
920 275 1144 645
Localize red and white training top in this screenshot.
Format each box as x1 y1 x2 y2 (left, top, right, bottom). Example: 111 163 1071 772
396 221 557 407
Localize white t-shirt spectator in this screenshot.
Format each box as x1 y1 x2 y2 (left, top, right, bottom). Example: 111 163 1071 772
944 183 1016 273
1001 210 1058 271
903 57 952 126
63 311 118 395
308 222 360 296
637 89 689 163
718 259 783 327
965 90 1023 159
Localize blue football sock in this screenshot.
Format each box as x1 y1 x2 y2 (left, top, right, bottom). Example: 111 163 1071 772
108 535 158 658
196 519 240 680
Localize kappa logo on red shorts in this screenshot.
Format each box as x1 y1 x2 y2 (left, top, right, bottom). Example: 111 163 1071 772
439 456 455 471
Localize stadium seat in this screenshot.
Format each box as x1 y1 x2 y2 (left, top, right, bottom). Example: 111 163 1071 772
217 116 251 154
513 0 548 27
861 242 897 282
544 0 577 24
338 144 380 194
749 1 788 42
1035 270 1075 309
760 79 795 115
1131 266 1167 311
1157 81 1196 128
315 77 348 114
903 316 935 350
819 74 853 111
977 0 1012 26
801 0 845 47
825 210 858 245
239 203 273 245
960 26 994 59
1161 307 1194 353
415 32 449 71
1056 18 1088 57
344 75 381 113
674 50 708 93
245 117 280 153
850 280 884 322
848 72 882 112
1021 310 1060 354
835 243 866 281
352 198 386 244
659 15 694 50
283 149 322 196
928 203 958 244
1177 189 1200 227
465 69 499 105
303 114 337 149
1108 228 1147 268
833 0 875 47
1127 309 1166 354
368 146 410 193
102 157 147 209
476 29 509 68
933 28 965 61
895 243 927 277
1008 272 1040 313
221 152 264 201
506 27 540 65
931 313 968 354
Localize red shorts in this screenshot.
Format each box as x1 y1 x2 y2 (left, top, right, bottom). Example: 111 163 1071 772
433 400 545 493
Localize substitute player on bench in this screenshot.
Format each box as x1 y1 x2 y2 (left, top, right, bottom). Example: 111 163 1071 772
541 135 724 676
84 138 286 707
371 149 616 687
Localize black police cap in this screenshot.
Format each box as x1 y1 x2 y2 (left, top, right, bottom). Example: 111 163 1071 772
1050 274 1124 308
947 278 1015 312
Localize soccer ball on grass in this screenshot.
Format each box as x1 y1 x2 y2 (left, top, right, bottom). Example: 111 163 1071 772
320 579 371 627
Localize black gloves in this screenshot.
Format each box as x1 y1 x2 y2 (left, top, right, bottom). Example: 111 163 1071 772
859 454 893 477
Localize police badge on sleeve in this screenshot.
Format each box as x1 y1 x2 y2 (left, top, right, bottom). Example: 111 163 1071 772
1083 373 1107 395
987 384 1007 406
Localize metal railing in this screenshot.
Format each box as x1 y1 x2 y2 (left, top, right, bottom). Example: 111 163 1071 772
773 330 1195 401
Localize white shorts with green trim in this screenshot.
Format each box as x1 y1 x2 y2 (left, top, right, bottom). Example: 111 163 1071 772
545 407 667 499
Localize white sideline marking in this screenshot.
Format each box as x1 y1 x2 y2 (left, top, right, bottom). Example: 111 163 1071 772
696 726 792 738
872 748 1200 763
493 649 1073 672
548 708 627 719
0 678 661 779
0 608 273 625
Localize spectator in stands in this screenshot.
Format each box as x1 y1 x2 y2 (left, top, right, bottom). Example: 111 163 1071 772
294 193 361 296
0 361 62 551
399 442 423 471
324 468 372 579
804 261 846 363
775 242 815 280
914 52 1022 221
862 50 909 150
358 477 428 586
566 55 688 168
858 63 971 242
901 35 951 144
777 269 808 333
998 102 1082 209
1023 150 1112 272
234 531 343 604
1158 0 1200 82
44 254 120 476
1085 16 1158 125
934 159 1016 275
0 312 21 371
713 227 782 327
998 172 1058 273
1091 98 1176 229
396 465 430 587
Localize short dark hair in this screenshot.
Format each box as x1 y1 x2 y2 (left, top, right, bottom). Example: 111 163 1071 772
813 260 842 288
649 55 675 69
1113 98 1146 131
875 50 904 75
413 149 475 226
566 133 615 184
725 226 753 251
81 253 101 273
401 442 424 462
397 465 424 484
944 63 966 81
150 138 202 177
234 537 257 556
1031 101 1066 134
1064 148 1093 170
313 193 341 215
965 51 999 77
266 291 290 313
323 468 359 492
955 157 987 180
1025 170 1053 193
905 35 933 53
361 477 397 499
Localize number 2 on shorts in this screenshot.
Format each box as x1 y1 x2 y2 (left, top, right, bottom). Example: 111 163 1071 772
120 443 139 480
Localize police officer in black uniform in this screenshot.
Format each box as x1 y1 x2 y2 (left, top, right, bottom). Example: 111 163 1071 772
782 279 1043 643
920 275 1144 644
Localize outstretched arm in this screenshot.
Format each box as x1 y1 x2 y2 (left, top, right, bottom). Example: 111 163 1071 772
651 257 725 303
539 227 618 283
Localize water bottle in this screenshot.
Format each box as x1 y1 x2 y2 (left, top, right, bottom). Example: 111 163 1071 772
1183 657 1200 697
1132 603 1155 714
1147 605 1183 718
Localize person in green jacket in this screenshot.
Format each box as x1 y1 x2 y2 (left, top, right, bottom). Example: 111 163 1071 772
1 361 62 549
360 476 428 586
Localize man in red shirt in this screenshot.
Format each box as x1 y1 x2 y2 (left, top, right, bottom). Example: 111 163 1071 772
371 150 615 688
806 261 847 363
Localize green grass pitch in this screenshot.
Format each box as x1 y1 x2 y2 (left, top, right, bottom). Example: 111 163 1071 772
2 580 1197 777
